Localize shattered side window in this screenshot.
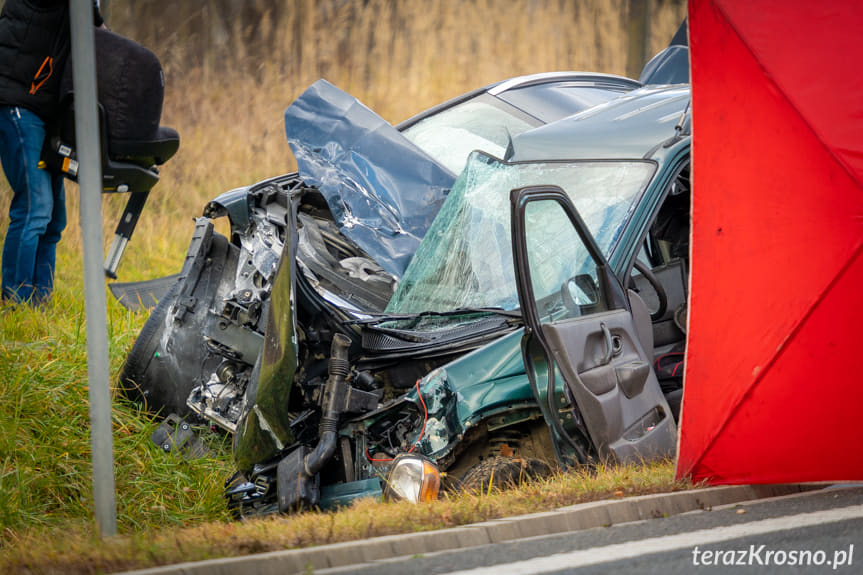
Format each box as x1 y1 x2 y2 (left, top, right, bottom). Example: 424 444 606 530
523 199 605 321
386 152 654 314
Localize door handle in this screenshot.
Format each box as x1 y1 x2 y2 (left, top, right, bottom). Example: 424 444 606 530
599 322 613 365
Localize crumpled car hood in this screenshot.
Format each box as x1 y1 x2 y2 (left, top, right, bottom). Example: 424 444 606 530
284 80 455 278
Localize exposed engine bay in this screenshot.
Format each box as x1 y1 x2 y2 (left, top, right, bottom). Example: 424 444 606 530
119 77 691 516
121 172 529 515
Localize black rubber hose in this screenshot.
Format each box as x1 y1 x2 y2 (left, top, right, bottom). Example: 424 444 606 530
304 428 337 476
304 333 351 476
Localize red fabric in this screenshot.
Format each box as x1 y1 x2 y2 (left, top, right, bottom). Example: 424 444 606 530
678 0 863 483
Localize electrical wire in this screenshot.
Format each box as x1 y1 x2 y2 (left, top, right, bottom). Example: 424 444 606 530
365 379 428 462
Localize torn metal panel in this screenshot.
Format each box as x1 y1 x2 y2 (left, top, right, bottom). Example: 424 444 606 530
151 414 210 459
284 80 455 277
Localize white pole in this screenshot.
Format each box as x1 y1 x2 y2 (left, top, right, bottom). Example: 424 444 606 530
69 0 117 537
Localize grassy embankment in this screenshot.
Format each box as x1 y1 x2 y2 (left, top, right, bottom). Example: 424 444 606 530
0 1 688 572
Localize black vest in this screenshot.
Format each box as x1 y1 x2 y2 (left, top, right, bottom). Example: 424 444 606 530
0 0 72 121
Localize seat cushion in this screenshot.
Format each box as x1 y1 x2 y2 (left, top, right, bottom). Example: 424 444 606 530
111 126 179 165
62 27 166 143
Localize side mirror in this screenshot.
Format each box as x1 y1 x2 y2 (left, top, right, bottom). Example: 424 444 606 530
563 274 599 309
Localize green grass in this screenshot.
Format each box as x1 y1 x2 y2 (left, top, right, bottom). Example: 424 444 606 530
0 289 234 539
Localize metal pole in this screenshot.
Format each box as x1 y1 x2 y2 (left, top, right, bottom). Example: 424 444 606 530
69 0 117 537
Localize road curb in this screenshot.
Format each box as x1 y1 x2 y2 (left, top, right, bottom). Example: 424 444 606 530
120 484 813 575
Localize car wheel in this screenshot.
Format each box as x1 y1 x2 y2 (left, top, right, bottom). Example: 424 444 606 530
118 278 181 411
118 230 238 419
459 456 553 493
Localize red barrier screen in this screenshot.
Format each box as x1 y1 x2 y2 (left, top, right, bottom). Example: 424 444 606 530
679 0 863 483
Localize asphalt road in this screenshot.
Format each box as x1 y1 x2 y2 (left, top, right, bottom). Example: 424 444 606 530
316 486 863 575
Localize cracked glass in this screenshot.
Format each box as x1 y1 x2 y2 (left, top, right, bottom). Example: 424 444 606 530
387 151 654 314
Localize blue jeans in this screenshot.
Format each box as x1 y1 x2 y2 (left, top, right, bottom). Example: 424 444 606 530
0 106 66 304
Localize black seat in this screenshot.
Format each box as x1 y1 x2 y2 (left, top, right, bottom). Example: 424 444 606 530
110 127 180 167
47 94 179 190
42 27 179 278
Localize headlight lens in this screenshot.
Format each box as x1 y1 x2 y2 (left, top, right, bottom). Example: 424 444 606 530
382 454 441 504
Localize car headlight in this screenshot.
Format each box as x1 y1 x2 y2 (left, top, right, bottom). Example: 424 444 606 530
382 454 441 504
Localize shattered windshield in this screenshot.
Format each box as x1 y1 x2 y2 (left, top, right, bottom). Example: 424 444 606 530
386 151 655 314
401 97 537 174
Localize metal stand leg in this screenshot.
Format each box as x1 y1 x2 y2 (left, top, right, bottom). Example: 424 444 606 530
104 190 149 278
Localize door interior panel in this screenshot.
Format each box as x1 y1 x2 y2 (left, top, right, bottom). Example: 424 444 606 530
541 308 675 462
615 360 650 399
511 185 677 466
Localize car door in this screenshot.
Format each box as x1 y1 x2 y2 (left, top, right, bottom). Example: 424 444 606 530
510 185 677 465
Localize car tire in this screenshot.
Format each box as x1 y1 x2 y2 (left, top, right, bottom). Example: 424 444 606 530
459 455 553 493
118 278 181 412
119 230 237 418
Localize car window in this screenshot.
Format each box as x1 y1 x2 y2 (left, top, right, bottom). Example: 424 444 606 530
386 151 656 314
401 96 538 174
523 198 607 321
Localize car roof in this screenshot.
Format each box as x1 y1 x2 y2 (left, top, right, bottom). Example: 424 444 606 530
395 71 641 131
487 71 641 95
509 85 691 161
493 73 642 124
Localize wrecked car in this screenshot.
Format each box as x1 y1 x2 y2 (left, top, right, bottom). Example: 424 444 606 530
119 56 692 516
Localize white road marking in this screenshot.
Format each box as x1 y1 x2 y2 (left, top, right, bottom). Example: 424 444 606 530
443 504 863 575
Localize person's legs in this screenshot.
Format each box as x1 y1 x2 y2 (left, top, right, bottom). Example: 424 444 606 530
0 106 65 304
33 171 66 303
